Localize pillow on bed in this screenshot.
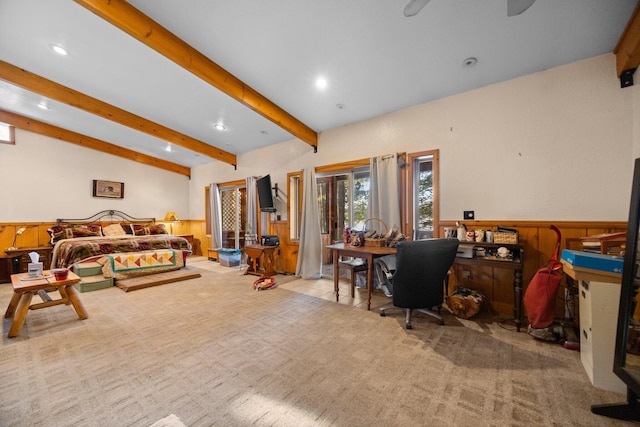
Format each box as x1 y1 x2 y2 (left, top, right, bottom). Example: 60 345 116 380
130 223 166 235
103 223 128 236
47 224 102 244
148 224 168 235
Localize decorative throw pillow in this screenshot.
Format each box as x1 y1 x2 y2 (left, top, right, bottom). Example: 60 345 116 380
47 223 102 244
47 225 73 245
103 223 127 236
148 223 168 235
130 223 151 235
71 224 102 238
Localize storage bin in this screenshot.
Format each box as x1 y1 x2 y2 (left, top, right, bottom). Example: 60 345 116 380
74 275 114 292
73 261 103 277
219 249 241 267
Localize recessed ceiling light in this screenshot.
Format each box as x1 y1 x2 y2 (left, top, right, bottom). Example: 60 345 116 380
50 44 68 56
164 144 173 152
214 123 226 131
462 57 478 68
336 103 346 110
315 77 328 90
37 102 49 110
260 130 268 135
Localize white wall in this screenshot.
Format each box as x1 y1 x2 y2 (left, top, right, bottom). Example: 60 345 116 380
2 54 637 224
190 54 639 222
0 129 189 222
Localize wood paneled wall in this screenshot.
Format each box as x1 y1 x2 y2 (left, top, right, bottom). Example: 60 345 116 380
439 220 627 317
0 220 205 256
4 218 624 319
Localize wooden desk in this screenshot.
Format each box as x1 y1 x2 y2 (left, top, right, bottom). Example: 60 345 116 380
243 245 277 277
453 242 524 331
5 271 86 338
326 243 397 310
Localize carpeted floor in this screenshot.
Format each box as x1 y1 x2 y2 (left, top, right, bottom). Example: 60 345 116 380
0 257 636 426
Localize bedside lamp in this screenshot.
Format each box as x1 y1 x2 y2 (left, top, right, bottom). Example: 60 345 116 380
163 212 180 234
7 227 26 251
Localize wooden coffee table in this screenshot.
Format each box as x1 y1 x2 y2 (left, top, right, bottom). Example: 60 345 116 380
4 271 87 338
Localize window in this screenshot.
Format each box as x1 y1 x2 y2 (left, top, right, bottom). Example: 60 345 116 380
288 171 302 241
0 122 15 144
408 150 439 239
316 166 370 242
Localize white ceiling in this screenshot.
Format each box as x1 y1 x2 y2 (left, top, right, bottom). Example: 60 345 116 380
0 0 636 169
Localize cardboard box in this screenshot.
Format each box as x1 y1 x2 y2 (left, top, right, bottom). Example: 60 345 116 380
560 249 624 275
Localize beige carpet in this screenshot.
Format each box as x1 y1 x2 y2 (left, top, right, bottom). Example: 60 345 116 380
0 257 636 426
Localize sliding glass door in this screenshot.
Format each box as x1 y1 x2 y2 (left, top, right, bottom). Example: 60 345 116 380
220 186 247 249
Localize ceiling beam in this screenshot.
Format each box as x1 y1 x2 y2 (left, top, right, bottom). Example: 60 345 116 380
74 0 318 149
0 60 237 166
0 109 192 177
614 1 640 77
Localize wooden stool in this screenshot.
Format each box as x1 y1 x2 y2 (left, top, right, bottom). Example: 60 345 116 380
338 259 368 297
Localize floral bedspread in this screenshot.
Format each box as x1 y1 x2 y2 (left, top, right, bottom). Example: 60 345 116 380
51 235 192 268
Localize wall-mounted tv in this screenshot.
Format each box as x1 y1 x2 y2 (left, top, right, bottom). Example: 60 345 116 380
257 174 276 213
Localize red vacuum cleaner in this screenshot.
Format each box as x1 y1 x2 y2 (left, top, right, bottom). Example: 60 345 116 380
524 225 573 344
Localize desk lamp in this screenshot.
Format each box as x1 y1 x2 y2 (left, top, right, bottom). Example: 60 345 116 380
163 212 180 234
7 227 26 251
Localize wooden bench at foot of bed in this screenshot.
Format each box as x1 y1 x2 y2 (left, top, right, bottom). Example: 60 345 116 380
96 249 201 291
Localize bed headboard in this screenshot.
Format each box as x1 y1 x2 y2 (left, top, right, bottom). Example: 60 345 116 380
56 210 155 226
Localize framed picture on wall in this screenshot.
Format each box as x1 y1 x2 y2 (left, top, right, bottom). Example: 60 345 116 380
93 180 124 199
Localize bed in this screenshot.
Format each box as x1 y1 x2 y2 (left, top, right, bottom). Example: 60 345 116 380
50 210 192 271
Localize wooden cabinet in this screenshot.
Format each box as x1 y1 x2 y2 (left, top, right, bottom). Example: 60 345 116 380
452 242 524 330
4 247 53 274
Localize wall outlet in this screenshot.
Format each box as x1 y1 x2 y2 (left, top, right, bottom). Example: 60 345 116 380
463 210 475 220
462 270 471 279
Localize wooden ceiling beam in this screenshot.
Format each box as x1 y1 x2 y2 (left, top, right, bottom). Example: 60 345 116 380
74 0 318 149
614 1 640 78
0 60 236 166
0 110 192 177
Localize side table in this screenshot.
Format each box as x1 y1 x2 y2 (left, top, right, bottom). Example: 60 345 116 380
5 271 87 338
243 245 277 277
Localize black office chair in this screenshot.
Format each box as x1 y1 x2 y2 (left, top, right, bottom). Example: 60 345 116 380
379 238 459 329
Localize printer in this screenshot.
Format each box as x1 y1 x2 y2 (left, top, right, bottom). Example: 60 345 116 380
261 235 280 247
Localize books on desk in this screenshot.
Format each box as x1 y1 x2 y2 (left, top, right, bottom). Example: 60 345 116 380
579 232 626 254
561 249 624 275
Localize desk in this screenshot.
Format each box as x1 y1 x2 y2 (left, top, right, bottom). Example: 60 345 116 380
243 245 277 277
561 260 625 394
5 271 87 338
326 243 397 310
453 242 524 331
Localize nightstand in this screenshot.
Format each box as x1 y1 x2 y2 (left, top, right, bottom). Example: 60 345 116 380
4 247 53 275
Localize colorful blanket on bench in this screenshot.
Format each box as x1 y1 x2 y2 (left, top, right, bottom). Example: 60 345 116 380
100 249 185 279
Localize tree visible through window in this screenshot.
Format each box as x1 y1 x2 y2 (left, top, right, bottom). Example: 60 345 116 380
417 161 433 230
410 151 437 239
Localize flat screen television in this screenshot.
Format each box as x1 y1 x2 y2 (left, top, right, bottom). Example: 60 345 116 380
592 157 640 421
257 174 276 213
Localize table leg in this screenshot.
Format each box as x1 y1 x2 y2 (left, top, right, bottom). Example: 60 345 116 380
8 292 33 338
366 255 374 311
333 249 339 301
513 269 523 332
65 285 88 319
4 291 22 318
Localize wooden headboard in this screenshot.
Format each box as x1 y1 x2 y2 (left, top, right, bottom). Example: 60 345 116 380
56 210 155 226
